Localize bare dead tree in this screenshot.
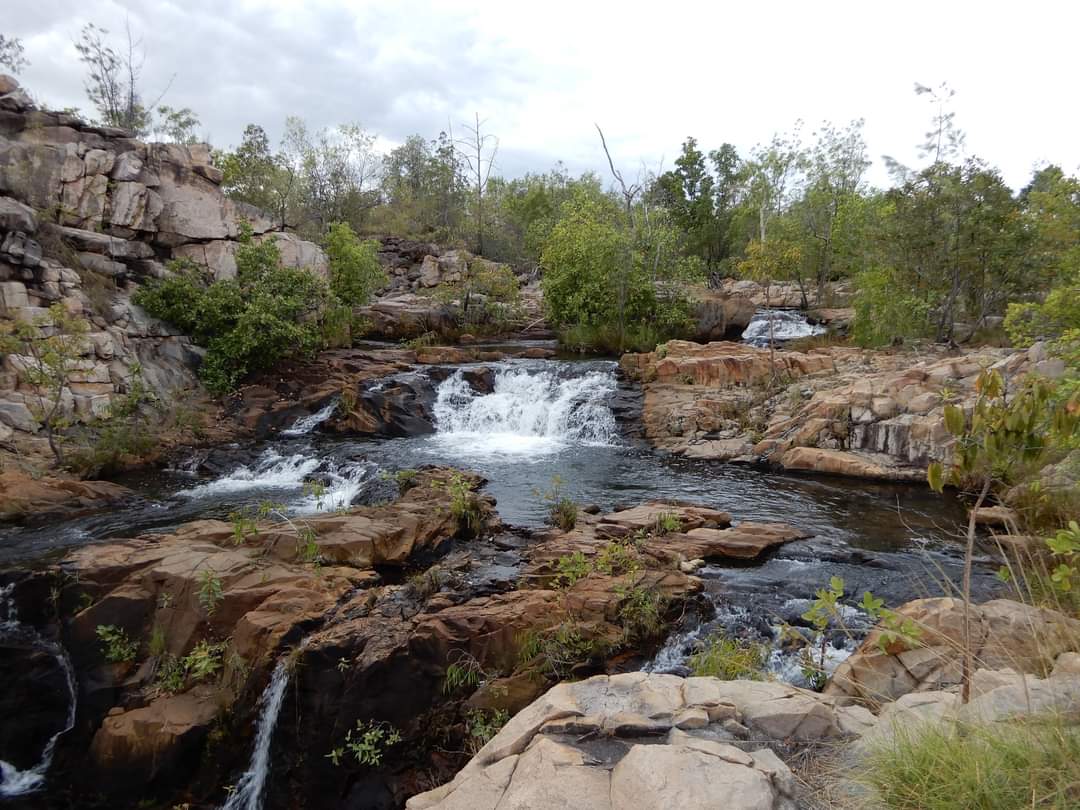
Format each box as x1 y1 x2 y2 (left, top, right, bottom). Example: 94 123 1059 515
456 113 499 255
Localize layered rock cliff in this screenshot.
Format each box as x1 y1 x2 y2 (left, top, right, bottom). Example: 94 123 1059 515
0 75 326 453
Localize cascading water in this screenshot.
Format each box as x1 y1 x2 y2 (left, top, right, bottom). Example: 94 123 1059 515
741 308 825 347
431 363 618 456
179 448 373 515
281 400 338 436
0 583 77 798
221 657 293 810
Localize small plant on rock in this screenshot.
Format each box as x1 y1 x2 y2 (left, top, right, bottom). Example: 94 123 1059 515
654 512 683 535
615 584 664 642
326 720 402 767
96 624 138 663
198 569 224 616
465 708 509 753
534 475 578 531
554 551 592 587
442 650 486 695
687 632 767 680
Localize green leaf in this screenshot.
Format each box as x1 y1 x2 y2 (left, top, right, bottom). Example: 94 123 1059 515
943 404 966 436
927 461 945 493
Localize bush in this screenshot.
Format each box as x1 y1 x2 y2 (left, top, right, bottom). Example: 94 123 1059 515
865 719 1080 809
687 633 767 679
134 225 340 393
852 266 933 347
324 221 386 307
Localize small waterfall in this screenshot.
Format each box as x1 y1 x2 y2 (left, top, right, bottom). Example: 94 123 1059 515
432 363 617 455
741 309 826 347
281 400 338 437
0 584 77 798
221 657 292 810
181 449 321 498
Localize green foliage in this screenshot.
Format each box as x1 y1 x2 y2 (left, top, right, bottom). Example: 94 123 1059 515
197 569 224 616
865 719 1080 810
615 584 664 641
326 720 402 768
324 222 386 307
595 541 642 577
442 651 485 695
442 472 484 537
394 468 419 491
554 552 592 588
229 507 259 545
687 633 767 680
852 266 934 347
534 475 578 531
157 639 231 693
465 708 509 752
1047 520 1080 593
516 623 604 679
67 363 159 476
540 192 700 353
654 512 683 535
0 303 91 466
96 624 138 663
134 226 341 393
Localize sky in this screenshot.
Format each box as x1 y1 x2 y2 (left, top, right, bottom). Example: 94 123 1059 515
6 0 1080 191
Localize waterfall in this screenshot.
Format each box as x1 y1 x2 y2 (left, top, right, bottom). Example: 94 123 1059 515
221 657 292 810
281 400 338 436
431 363 617 456
741 309 826 346
0 584 77 798
179 447 372 514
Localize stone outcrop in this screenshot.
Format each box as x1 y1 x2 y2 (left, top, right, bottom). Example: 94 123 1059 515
13 485 776 805
0 75 326 461
0 469 132 521
825 597 1080 705
407 672 873 810
621 339 1045 481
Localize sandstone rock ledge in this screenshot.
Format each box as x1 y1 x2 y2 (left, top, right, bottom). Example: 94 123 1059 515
407 672 874 810
621 339 1048 481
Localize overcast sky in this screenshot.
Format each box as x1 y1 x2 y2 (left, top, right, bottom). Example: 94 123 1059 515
7 0 1079 190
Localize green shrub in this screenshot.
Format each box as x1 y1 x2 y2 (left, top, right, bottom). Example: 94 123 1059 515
324 221 386 307
134 224 342 393
687 633 767 679
865 719 1080 810
852 266 934 347
197 569 224 616
465 708 509 752
443 472 484 537
96 624 138 663
535 475 578 531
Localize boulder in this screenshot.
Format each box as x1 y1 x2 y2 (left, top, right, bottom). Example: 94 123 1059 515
0 195 37 233
826 597 1080 705
0 469 133 521
407 672 871 809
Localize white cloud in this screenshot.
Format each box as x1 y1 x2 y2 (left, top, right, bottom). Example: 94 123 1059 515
7 0 1079 189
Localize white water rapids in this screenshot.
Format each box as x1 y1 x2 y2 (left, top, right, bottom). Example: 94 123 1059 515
0 584 77 798
431 364 618 457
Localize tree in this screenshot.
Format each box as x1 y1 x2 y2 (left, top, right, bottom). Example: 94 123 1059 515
456 114 499 254
0 34 28 74
738 234 803 362
75 22 152 135
0 304 90 466
282 118 382 237
152 104 201 144
218 124 296 228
